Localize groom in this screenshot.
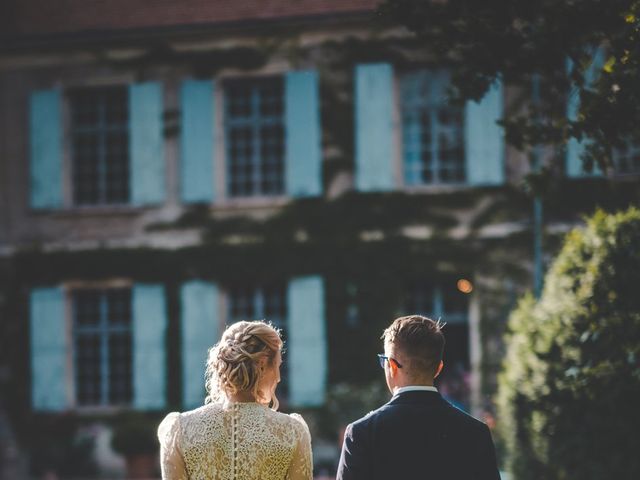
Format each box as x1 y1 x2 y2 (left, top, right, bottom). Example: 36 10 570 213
336 315 500 480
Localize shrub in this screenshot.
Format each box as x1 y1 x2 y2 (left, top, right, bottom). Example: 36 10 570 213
497 208 640 479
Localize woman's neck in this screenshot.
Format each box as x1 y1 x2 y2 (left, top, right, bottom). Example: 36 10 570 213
229 391 258 403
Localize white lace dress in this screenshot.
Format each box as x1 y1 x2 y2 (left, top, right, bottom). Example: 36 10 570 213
158 402 313 480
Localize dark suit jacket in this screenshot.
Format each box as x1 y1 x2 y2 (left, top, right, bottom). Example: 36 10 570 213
336 390 501 480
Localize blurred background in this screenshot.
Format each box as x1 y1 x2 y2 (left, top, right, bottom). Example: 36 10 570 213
1 1 639 479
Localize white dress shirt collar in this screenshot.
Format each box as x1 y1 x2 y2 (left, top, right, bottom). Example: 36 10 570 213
393 385 438 396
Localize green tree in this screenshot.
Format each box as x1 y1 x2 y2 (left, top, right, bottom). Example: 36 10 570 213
496 208 640 479
378 0 640 172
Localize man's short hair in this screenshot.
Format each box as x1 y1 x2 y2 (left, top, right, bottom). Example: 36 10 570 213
381 315 445 376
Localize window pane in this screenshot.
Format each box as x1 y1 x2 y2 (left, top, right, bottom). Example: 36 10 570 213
74 290 102 327
69 86 130 206
69 90 100 127
107 288 131 326
76 333 102 406
420 156 433 184
72 132 101 205
401 70 465 186
108 332 132 404
104 88 128 125
228 286 255 323
437 106 465 183
263 285 286 325
225 77 284 197
104 131 130 203
73 288 133 406
227 84 252 118
259 125 285 195
228 126 255 197
258 81 284 117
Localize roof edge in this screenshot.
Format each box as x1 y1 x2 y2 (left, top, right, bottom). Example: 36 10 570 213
0 9 376 54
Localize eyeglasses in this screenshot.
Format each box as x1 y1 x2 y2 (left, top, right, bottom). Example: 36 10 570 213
377 354 403 369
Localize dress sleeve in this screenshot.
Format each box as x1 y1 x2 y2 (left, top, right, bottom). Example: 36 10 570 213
286 413 313 480
158 412 188 480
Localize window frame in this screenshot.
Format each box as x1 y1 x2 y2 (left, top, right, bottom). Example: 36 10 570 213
395 68 470 193
214 70 291 208
222 76 286 199
66 86 131 207
392 70 473 194
58 75 149 214
62 279 135 413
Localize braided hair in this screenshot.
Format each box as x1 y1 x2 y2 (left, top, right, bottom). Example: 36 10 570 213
205 320 283 409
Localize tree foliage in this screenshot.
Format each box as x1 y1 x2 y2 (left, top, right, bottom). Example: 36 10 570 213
378 0 640 172
496 208 640 479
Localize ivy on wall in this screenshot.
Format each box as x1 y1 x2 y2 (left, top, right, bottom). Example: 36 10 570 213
7 181 639 390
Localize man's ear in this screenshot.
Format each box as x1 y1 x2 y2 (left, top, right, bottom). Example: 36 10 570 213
434 360 444 379
389 359 400 377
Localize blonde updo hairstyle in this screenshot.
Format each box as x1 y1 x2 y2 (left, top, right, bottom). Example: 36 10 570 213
205 320 283 409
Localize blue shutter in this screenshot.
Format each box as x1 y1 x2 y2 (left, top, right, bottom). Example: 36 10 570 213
129 82 165 205
285 71 322 197
181 80 215 203
465 80 505 185
355 63 396 191
132 284 167 409
567 48 605 177
287 276 327 407
181 281 219 409
30 90 63 209
30 287 68 411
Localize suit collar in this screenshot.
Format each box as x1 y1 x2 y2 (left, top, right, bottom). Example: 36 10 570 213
387 389 443 406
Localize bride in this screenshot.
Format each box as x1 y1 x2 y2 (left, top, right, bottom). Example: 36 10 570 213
158 320 313 479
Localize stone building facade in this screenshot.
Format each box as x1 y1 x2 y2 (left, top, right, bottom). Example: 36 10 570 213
1 0 638 476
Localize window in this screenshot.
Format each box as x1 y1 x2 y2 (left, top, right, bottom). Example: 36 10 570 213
69 86 129 205
400 71 465 186
403 280 470 410
73 288 132 406
613 141 640 175
227 284 289 396
225 78 285 197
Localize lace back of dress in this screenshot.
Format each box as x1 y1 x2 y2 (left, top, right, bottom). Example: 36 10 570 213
162 402 313 480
